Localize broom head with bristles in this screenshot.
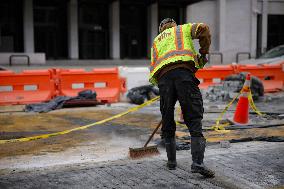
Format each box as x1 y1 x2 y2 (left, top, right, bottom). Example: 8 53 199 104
129 145 160 159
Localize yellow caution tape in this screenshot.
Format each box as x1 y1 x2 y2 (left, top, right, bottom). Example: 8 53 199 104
158 87 263 134
175 121 187 128
0 96 160 144
248 90 263 116
211 88 264 132
210 91 242 132
2 87 264 144
175 92 241 132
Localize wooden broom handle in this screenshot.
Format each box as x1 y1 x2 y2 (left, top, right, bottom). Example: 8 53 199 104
144 120 162 147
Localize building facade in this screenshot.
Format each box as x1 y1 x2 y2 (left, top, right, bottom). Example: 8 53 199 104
187 0 284 63
0 0 283 64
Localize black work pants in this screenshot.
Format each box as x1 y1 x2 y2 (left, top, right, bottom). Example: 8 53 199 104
158 68 204 138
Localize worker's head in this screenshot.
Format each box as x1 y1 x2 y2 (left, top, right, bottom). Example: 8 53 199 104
159 18 177 33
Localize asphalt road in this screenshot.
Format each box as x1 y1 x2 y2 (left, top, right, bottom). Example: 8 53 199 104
0 77 283 189
0 141 283 189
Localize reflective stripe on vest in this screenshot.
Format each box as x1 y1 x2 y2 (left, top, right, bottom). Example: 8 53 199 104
175 25 184 50
151 43 158 66
150 49 194 72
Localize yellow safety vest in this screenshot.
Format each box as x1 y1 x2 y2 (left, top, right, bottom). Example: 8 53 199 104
149 23 200 85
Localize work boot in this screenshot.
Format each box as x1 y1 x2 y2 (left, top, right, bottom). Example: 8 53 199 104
191 137 215 178
165 137 177 170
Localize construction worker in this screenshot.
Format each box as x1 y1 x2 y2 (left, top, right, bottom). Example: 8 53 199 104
149 18 214 178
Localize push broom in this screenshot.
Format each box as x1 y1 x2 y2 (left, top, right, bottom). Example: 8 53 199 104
129 120 162 159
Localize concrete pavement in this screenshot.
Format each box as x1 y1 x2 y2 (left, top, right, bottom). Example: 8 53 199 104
0 141 283 189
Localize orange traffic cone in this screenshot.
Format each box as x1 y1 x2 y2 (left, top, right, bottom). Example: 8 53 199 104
233 73 251 125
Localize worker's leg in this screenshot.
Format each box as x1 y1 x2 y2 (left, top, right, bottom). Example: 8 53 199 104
158 70 178 170
175 69 203 136
175 69 214 178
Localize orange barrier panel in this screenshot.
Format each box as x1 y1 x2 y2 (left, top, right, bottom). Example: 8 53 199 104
238 64 283 80
196 65 236 89
196 63 284 92
262 80 283 93
58 67 126 103
1 63 282 105
238 64 284 92
0 69 56 105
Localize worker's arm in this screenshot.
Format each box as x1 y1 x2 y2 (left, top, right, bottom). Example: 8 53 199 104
191 23 211 55
191 23 211 68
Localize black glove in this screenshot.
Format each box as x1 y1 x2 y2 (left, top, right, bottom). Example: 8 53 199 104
198 54 208 68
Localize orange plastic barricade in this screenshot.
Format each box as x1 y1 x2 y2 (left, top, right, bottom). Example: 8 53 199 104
0 69 56 105
196 63 284 92
196 65 235 89
58 68 126 103
238 64 284 92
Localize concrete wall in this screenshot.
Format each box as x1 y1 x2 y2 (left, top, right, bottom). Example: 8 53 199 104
256 0 284 53
186 0 254 64
186 0 225 64
68 0 79 59
186 0 284 64
186 1 218 52
0 53 46 65
23 0 34 53
147 3 158 58
5 0 284 63
109 1 120 59
224 0 252 63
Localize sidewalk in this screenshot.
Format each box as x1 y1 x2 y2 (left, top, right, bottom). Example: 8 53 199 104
0 141 283 189
1 59 150 72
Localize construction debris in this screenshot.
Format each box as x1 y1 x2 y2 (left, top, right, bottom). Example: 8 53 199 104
230 136 284 143
176 141 191 150
25 96 73 113
205 72 264 101
126 85 159 105
25 90 99 113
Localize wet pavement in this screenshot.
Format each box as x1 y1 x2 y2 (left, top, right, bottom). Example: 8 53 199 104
0 141 283 189
0 92 284 188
